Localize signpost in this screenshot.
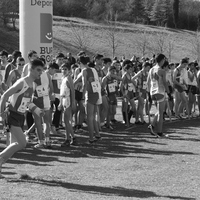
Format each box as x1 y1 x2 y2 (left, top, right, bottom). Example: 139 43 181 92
19 0 53 63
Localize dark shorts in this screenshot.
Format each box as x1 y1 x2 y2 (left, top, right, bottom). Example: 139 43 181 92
168 85 173 94
127 91 139 100
188 85 198 95
75 90 83 102
108 95 117 105
174 84 184 93
140 89 147 99
7 110 25 129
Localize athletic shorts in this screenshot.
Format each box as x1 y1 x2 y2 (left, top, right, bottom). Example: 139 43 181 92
7 110 25 129
127 91 139 100
140 89 147 99
151 93 165 102
168 85 173 94
108 96 117 105
174 84 184 93
187 85 197 95
75 90 83 102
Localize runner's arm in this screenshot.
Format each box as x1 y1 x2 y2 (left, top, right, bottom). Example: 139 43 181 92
5 70 15 90
162 70 170 94
0 81 23 114
173 69 182 87
82 69 87 98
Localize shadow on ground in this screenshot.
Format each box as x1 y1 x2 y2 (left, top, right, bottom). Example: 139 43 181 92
7 177 196 200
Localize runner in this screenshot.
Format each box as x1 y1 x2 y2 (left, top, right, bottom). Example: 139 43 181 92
82 56 102 143
6 57 25 89
120 63 137 126
22 50 38 77
51 53 65 132
187 62 198 117
173 58 189 118
0 50 9 80
132 61 151 124
4 50 22 84
22 50 38 131
59 63 76 146
73 57 86 131
101 65 122 129
31 68 54 149
100 58 112 128
147 54 170 137
0 59 44 177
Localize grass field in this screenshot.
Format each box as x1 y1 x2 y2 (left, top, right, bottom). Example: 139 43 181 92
0 16 198 62
0 103 199 200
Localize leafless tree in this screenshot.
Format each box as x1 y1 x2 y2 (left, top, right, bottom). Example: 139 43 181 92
134 31 150 57
166 34 175 62
152 32 167 54
69 21 94 52
104 11 120 58
191 31 200 62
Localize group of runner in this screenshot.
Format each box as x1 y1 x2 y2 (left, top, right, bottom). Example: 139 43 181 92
0 49 199 177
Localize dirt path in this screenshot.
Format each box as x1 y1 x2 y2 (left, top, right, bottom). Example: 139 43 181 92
0 117 199 200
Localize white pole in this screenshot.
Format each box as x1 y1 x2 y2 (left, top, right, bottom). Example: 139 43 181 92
19 0 53 63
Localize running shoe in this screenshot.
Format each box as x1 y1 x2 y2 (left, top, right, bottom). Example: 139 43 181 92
94 136 102 141
106 124 114 130
34 143 46 149
148 125 158 137
44 141 52 149
157 133 169 138
70 138 77 145
61 139 71 147
135 121 143 125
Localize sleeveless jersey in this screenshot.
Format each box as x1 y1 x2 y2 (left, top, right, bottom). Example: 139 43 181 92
105 76 116 96
52 71 62 98
123 73 136 93
9 79 33 115
33 71 50 109
175 68 181 83
74 73 83 92
187 71 197 86
12 69 21 85
137 72 148 91
86 68 101 105
150 66 165 96
60 76 71 108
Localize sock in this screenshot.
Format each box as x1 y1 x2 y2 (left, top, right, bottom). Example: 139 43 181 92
45 137 50 142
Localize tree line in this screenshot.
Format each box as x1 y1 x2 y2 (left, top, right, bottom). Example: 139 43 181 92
53 0 200 31
0 0 200 31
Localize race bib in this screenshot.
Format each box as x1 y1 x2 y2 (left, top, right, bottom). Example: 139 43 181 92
17 97 30 113
114 80 118 87
143 81 147 90
128 83 135 92
91 81 101 93
36 85 49 97
108 83 116 93
151 81 159 94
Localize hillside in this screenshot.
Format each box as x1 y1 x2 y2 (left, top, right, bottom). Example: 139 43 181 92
0 16 197 62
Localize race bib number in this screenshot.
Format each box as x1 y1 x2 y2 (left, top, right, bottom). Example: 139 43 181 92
108 83 116 93
152 81 158 89
128 83 135 92
36 85 49 97
91 81 101 93
114 80 118 87
143 81 147 90
17 97 30 113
